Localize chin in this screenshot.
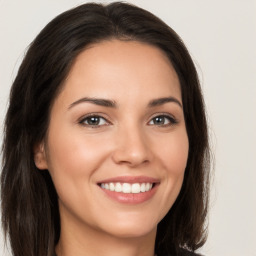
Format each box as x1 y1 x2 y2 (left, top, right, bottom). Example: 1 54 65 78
106 226 156 239
98 214 158 239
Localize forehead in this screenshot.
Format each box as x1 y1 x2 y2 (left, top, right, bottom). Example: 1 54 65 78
57 39 181 106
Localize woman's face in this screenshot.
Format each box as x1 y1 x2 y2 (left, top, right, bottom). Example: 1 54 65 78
36 40 189 240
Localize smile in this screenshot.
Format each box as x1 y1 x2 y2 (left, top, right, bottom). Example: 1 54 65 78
97 176 159 204
100 182 154 194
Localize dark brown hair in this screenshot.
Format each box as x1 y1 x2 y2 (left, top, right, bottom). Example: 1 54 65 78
1 2 210 256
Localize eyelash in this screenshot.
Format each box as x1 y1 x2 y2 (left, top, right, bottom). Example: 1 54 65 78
78 113 178 128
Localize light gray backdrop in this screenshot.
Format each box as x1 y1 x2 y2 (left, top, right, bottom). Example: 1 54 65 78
0 0 256 256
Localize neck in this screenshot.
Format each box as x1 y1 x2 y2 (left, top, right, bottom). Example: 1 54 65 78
55 212 156 256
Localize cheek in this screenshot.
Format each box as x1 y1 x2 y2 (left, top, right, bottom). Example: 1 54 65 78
158 129 189 174
166 132 188 192
44 131 111 216
155 129 189 213
45 127 110 190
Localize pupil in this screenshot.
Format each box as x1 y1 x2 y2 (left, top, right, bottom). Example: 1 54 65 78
154 116 164 124
88 117 99 125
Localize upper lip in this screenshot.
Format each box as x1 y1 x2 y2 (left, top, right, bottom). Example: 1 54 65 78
97 176 160 184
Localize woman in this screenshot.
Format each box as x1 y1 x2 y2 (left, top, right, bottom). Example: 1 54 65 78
1 2 210 256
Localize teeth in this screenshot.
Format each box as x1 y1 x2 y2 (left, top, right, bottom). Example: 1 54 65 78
100 182 154 193
115 182 122 192
141 183 146 192
109 183 115 191
123 183 131 193
131 183 140 193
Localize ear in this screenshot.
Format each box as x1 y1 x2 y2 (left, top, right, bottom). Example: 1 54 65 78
33 142 48 170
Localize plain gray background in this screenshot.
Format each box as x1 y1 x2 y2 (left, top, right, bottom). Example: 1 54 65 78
0 0 256 255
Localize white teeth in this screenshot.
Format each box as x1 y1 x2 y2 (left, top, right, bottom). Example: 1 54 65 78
131 183 140 193
146 183 152 191
122 183 131 193
109 183 115 191
114 182 122 192
100 182 154 193
140 183 146 192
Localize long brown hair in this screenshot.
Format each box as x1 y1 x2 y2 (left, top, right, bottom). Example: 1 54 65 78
1 2 210 256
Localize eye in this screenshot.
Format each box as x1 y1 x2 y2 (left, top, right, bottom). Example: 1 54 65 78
79 115 109 127
148 115 177 126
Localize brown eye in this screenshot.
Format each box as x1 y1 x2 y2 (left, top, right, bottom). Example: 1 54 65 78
80 115 108 126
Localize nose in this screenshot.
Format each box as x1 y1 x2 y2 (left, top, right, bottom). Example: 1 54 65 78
112 125 152 167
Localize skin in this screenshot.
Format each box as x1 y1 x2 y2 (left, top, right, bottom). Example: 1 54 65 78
35 40 189 256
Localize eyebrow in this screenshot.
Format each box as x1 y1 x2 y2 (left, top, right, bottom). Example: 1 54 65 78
68 97 117 109
148 97 183 108
68 96 182 110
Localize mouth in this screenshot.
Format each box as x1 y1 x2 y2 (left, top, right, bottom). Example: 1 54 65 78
99 182 156 194
97 176 159 204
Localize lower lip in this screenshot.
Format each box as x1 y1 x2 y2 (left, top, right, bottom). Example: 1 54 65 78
100 184 159 204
